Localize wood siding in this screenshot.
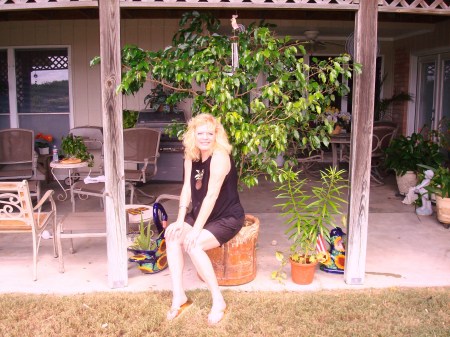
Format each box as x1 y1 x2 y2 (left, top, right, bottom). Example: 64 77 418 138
0 19 179 127
0 17 448 131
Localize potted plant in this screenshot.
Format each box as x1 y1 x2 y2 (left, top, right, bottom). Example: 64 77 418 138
374 73 413 121
35 132 53 155
115 11 361 189
322 107 351 134
422 165 450 228
272 167 348 285
384 132 443 195
144 84 173 112
127 203 168 273
60 133 94 166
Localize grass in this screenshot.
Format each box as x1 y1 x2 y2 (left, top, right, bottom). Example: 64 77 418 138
1 288 449 337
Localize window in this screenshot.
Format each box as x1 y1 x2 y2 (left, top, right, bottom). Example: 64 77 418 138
1 47 71 147
0 50 9 128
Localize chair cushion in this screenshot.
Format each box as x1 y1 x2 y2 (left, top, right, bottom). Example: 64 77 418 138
0 167 33 179
0 212 51 231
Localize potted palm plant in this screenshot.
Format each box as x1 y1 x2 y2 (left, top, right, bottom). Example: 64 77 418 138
272 167 348 285
384 132 443 195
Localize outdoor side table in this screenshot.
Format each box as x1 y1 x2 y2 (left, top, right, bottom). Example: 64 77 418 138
330 133 351 170
125 204 153 234
50 160 88 202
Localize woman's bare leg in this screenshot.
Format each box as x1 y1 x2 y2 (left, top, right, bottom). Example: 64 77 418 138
165 223 191 318
188 230 226 324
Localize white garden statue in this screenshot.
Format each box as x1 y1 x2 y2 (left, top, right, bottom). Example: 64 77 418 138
402 169 434 216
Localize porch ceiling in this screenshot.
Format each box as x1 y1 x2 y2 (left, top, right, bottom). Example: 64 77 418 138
0 8 446 42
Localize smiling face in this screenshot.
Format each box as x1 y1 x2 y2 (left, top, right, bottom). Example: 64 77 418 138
195 123 216 156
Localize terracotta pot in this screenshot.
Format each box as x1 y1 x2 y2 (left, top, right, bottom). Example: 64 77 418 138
396 171 417 196
205 214 260 286
332 125 342 135
290 258 318 285
435 196 450 228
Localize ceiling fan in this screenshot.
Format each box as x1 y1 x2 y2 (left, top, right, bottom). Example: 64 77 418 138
301 30 344 54
302 30 326 53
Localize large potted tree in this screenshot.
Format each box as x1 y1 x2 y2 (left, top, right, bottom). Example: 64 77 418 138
115 11 361 188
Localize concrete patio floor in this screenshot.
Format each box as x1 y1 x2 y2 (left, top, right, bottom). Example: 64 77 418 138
1 173 449 294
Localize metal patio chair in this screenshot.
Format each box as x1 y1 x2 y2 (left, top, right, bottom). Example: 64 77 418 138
371 123 398 185
123 128 161 203
0 180 57 280
70 128 160 210
0 128 41 199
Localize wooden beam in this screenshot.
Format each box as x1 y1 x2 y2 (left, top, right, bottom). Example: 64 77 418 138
344 0 379 285
99 0 128 289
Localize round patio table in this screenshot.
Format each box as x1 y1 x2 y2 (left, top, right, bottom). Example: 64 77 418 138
50 160 88 201
125 204 153 233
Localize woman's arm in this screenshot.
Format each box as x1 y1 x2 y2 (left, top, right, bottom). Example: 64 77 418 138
176 158 192 223
192 150 230 230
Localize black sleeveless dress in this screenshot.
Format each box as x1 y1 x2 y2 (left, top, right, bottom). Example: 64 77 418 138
184 155 245 245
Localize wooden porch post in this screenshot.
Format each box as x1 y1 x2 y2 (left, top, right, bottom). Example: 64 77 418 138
99 0 128 288
344 0 379 285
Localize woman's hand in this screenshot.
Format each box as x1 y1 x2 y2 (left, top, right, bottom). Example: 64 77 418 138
184 227 202 252
165 221 185 241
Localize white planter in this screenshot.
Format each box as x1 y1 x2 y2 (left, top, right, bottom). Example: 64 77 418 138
38 147 49 155
396 171 417 196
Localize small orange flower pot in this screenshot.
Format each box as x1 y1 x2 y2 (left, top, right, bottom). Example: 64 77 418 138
290 259 318 285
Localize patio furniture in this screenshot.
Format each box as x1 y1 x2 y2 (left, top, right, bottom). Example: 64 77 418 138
68 126 104 181
50 160 89 202
124 128 161 203
0 128 41 199
125 203 153 233
371 123 398 185
56 211 107 273
69 128 160 209
70 179 135 212
330 133 351 170
0 180 57 280
297 148 326 176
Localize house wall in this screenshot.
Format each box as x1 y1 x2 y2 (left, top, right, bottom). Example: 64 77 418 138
392 19 450 135
1 17 447 132
0 19 180 128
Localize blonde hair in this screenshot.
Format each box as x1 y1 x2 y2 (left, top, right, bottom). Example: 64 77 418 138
183 113 232 161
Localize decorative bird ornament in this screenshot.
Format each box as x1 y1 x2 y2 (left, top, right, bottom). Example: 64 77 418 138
231 15 245 33
230 15 245 71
